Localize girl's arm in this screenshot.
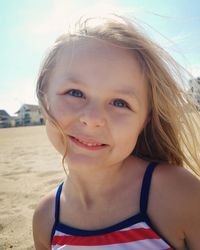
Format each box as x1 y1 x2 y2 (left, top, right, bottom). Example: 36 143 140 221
182 173 200 250
33 208 50 250
32 193 55 250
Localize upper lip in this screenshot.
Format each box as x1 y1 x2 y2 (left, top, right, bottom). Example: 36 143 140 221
69 135 107 145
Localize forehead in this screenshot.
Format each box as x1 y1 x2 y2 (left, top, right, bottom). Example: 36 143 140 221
52 37 144 81
48 37 148 103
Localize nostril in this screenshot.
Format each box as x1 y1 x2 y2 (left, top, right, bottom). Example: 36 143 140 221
79 115 106 127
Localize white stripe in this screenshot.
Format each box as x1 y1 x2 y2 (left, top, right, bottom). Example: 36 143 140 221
119 221 150 231
54 230 71 237
52 238 170 250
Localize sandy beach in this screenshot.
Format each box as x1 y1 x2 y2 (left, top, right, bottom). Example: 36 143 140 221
0 126 65 250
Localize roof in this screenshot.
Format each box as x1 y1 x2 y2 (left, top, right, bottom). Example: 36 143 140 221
16 104 41 113
0 109 10 117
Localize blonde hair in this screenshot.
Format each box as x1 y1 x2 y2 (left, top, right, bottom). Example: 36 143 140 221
36 14 200 177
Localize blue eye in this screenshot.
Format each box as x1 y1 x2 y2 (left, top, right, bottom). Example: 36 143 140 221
66 89 84 98
65 90 129 109
112 99 129 108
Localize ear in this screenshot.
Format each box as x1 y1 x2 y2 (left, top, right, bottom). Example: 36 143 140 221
140 113 151 134
145 113 151 126
44 95 50 111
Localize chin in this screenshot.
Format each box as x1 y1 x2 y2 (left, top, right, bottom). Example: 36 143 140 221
66 154 104 170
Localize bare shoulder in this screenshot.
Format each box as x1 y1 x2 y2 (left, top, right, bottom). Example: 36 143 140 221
151 163 200 249
32 189 56 250
155 163 200 202
154 162 200 192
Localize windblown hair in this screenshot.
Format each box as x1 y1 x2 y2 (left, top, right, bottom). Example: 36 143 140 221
36 13 200 176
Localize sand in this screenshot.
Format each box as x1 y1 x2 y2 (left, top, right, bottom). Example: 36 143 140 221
0 126 65 250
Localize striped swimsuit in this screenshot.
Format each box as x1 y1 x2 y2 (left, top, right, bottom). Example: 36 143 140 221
51 162 175 249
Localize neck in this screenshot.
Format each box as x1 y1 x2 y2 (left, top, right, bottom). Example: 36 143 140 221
63 159 130 209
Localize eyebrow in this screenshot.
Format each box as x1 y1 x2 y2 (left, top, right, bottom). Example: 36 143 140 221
64 77 139 102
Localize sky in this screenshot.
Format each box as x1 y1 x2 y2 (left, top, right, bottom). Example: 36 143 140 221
0 0 200 115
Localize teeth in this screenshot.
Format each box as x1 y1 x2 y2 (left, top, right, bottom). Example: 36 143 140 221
76 138 102 146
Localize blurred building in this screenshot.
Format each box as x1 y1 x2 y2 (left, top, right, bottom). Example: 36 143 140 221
188 77 200 110
0 110 14 128
15 104 44 126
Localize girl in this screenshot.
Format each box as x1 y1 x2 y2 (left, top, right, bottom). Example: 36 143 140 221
33 13 200 250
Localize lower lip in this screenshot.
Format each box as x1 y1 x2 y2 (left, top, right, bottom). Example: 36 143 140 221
69 136 108 151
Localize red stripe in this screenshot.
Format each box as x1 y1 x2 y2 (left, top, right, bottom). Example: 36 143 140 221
52 227 160 246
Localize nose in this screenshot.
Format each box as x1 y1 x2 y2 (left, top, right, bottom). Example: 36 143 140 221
79 103 106 128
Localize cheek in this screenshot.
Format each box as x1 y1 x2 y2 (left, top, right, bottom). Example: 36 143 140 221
113 116 141 147
110 128 139 162
49 97 80 124
45 121 66 155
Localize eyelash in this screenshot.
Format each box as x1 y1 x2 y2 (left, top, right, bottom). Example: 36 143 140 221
65 89 130 109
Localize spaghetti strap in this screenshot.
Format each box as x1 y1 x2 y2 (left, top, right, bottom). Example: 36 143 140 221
140 161 159 214
54 182 63 224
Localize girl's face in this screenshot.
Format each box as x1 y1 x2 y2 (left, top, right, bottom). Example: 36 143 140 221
46 38 149 171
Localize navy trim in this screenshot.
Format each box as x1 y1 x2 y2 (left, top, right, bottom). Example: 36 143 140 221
56 213 144 236
50 223 56 243
55 182 63 223
50 182 63 242
140 161 159 213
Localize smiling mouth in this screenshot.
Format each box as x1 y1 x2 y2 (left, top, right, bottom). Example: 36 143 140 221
69 136 108 151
